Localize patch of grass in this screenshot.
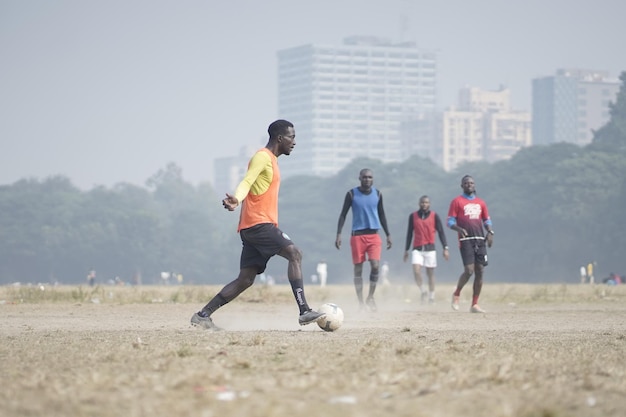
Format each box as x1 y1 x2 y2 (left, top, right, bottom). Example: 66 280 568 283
2 283 625 306
522 409 561 417
249 335 266 346
487 283 626 305
395 346 412 355
530 285 550 302
176 345 193 358
232 360 251 369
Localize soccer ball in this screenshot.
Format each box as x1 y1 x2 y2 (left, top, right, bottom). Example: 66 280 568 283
316 303 344 332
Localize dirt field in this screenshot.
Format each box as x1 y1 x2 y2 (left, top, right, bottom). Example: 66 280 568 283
1 283 625 417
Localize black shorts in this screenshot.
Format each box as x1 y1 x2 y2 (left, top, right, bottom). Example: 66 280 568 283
239 223 293 274
459 239 488 267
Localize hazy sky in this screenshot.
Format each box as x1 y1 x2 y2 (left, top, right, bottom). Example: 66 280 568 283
2 0 625 189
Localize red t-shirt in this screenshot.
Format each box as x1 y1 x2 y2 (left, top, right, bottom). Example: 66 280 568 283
447 195 490 239
412 211 436 247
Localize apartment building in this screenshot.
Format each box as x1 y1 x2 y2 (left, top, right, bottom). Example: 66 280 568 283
532 69 619 146
277 36 438 177
439 87 531 171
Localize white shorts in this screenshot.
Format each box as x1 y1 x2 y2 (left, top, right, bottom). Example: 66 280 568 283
411 250 437 268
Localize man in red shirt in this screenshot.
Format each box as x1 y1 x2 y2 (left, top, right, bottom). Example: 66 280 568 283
447 175 494 313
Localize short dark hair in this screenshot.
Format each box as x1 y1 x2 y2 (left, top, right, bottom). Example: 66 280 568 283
268 119 293 139
461 174 473 183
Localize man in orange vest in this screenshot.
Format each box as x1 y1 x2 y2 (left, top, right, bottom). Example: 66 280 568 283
403 195 449 304
190 120 325 330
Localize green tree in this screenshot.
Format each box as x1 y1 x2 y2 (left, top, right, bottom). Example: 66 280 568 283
0 177 82 282
590 71 626 153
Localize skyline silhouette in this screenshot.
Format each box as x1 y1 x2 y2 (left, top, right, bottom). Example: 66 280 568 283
2 0 625 189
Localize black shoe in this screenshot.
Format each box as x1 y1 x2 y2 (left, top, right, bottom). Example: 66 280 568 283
299 309 326 325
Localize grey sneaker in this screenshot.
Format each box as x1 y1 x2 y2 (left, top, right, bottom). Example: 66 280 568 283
451 294 460 311
190 312 222 330
366 297 377 312
299 309 326 326
470 304 486 314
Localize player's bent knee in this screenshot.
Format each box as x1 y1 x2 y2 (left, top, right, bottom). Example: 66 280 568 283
282 244 302 263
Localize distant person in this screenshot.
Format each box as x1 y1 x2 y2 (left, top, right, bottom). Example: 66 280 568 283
448 175 494 313
403 195 449 304
316 260 328 287
602 272 622 285
336 168 392 312
587 262 595 284
190 120 325 330
86 268 96 287
580 265 587 284
133 272 142 286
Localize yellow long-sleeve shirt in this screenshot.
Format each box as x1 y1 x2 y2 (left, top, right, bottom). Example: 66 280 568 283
234 148 280 231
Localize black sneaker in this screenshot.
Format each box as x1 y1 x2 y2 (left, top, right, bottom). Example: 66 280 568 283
366 297 377 312
190 312 222 330
299 309 326 326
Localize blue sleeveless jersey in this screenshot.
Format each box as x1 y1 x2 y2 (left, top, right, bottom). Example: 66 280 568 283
351 187 381 231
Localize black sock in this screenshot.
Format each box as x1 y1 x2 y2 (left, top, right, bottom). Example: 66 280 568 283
199 293 228 317
289 278 309 314
368 271 379 298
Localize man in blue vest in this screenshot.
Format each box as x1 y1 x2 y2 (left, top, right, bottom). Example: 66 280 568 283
336 168 392 311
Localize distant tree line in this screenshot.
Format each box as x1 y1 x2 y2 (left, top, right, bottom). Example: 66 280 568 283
1 72 625 285
0 163 241 285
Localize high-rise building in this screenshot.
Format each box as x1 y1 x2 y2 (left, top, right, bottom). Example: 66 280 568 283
440 109 485 171
399 111 439 164
439 87 531 171
532 69 619 146
277 36 438 177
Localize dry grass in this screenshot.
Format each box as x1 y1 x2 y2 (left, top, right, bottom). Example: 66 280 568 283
1 283 625 417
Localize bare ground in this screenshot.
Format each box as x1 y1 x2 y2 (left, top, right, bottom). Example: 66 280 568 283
1 283 625 417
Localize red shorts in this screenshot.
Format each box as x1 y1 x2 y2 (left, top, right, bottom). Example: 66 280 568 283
350 234 382 264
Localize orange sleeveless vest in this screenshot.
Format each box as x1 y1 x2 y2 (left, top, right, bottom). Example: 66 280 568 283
238 148 280 231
